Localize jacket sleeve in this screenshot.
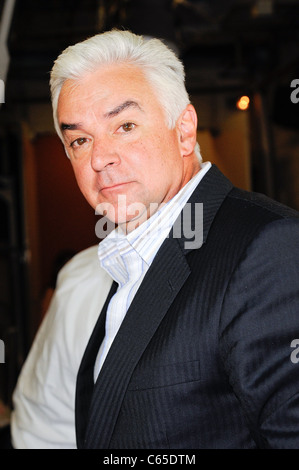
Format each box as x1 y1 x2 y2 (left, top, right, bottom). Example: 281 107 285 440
219 217 299 449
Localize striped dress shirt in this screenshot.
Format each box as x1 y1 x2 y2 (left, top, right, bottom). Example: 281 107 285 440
94 161 211 380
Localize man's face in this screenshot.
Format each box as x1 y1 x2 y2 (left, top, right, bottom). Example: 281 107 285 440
57 63 197 230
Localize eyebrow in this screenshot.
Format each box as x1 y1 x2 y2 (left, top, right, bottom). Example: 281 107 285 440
60 122 82 132
104 100 143 118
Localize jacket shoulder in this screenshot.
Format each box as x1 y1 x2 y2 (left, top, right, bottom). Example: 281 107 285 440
228 187 299 221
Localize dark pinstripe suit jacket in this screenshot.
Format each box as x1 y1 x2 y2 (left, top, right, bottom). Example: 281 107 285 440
75 165 299 449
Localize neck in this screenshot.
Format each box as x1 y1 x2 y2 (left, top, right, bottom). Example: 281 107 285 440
122 158 203 234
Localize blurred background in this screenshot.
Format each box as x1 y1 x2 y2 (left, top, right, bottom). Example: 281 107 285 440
0 0 298 416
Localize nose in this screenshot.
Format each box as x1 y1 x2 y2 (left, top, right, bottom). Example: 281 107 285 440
90 138 120 171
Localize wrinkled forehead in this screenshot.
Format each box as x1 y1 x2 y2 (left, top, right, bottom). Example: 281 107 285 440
57 63 163 122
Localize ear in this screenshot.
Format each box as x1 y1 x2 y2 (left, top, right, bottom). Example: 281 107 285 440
177 104 198 157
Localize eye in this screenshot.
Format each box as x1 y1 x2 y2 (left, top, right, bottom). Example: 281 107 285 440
120 122 135 132
70 137 89 148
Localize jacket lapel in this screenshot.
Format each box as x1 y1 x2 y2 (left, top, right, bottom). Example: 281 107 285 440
77 164 233 449
177 164 234 251
75 281 118 448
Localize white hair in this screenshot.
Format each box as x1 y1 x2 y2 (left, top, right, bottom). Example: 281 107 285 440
50 29 202 160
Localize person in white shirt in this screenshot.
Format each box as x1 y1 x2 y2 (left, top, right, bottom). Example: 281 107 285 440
11 245 112 448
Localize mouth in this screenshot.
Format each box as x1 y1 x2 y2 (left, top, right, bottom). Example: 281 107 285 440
101 182 132 192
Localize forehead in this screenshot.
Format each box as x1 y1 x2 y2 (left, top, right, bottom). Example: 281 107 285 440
57 63 159 116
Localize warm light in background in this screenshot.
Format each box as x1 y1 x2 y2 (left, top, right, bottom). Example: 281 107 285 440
236 95 250 111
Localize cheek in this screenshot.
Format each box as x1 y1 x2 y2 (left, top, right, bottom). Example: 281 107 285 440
134 139 166 169
133 138 181 187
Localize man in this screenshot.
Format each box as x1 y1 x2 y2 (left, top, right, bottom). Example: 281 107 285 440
12 30 299 448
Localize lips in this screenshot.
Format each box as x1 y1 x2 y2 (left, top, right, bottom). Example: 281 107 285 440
101 182 131 192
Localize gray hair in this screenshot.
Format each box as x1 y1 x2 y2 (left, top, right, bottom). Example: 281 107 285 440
50 29 202 160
